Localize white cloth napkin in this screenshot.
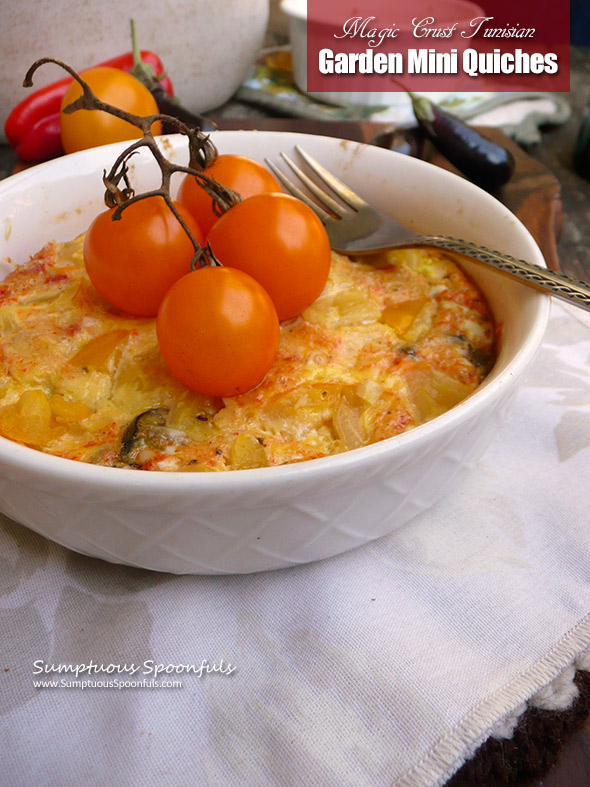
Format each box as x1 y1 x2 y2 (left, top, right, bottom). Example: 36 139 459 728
1 299 590 787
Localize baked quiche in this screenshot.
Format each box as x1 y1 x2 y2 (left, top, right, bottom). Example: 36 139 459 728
0 236 495 470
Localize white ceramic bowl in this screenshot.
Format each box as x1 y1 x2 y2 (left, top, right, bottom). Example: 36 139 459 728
0 0 269 140
0 131 549 574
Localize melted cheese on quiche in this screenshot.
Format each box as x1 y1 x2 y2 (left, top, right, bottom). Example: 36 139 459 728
0 237 495 470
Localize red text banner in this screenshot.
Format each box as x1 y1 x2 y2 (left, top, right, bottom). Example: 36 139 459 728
306 0 570 93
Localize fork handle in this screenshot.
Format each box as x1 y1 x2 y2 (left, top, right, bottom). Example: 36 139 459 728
415 235 590 313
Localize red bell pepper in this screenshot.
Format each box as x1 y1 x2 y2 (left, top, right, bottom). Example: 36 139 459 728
5 49 174 161
14 114 63 162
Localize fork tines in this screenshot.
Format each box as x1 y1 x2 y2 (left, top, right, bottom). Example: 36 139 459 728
265 145 367 222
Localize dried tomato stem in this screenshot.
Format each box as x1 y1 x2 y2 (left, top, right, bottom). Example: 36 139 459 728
26 57 158 135
24 57 237 267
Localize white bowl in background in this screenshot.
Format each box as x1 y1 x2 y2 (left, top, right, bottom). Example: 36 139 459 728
0 0 269 140
0 131 549 574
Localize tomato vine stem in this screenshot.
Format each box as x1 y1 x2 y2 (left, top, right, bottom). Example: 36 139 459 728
24 57 241 269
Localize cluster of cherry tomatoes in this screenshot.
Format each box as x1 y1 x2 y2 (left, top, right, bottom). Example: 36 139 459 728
83 154 331 397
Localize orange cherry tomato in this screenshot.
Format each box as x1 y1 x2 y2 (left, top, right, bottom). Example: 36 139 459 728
206 193 331 321
60 67 162 154
157 266 280 397
176 154 281 236
83 196 204 317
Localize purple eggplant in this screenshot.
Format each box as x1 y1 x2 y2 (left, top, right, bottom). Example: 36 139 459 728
407 92 515 191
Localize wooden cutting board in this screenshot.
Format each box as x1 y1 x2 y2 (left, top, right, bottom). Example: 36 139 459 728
213 118 562 272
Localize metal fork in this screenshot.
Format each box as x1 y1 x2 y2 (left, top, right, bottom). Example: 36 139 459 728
265 146 590 314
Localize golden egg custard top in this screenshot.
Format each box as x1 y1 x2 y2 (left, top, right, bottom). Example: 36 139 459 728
0 237 495 470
